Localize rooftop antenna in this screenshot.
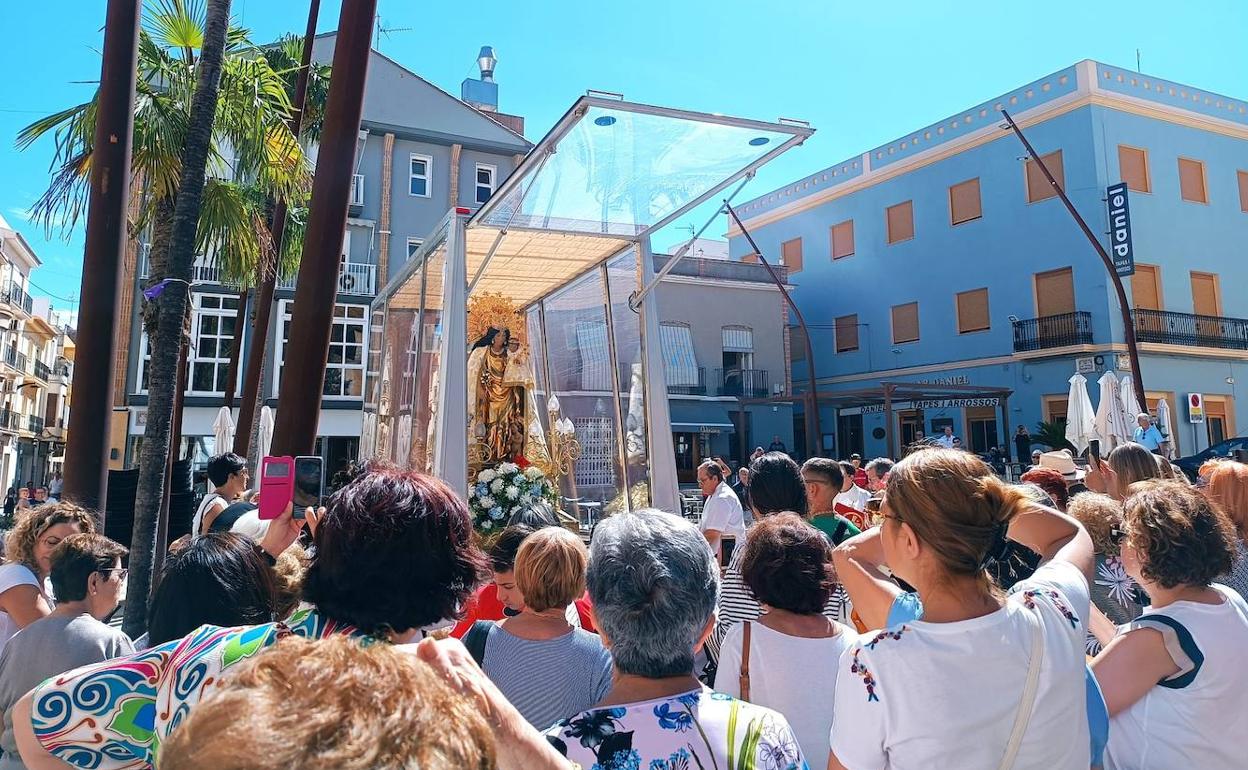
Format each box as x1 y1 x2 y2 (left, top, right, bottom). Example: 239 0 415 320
373 15 411 52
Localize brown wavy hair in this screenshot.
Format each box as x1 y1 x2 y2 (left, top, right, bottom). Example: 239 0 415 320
1124 480 1236 589
1067 492 1125 556
1107 442 1163 497
3 503 98 576
886 449 1030 589
159 635 495 770
740 513 835 614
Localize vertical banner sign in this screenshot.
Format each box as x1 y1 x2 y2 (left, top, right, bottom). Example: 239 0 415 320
1107 182 1135 276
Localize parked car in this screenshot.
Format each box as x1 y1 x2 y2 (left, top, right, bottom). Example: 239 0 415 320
1175 435 1248 481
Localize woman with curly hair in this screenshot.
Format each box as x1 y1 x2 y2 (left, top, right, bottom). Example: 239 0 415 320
1093 480 1248 769
0 502 95 653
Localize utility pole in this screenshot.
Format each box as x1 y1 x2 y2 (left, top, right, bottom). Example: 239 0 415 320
271 0 376 456
725 201 823 459
234 0 321 455
1001 110 1147 410
62 0 141 513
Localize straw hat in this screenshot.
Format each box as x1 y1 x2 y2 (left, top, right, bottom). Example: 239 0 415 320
1038 450 1085 481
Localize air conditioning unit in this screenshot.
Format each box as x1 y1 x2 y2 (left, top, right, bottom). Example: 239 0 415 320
349 174 364 208
772 383 784 396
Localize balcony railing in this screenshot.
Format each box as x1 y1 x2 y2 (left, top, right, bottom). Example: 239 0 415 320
0 409 18 433
3 347 28 373
50 361 70 380
27 415 43 434
1132 309 1248 350
1 283 32 315
1012 311 1093 352
278 262 376 296
666 366 707 395
717 368 769 398
32 360 50 382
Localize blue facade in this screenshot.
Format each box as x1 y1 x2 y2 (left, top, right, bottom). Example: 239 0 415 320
730 60 1248 461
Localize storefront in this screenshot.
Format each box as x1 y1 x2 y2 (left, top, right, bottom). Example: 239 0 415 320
367 96 810 515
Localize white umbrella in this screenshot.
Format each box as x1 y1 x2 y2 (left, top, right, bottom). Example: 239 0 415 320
1156 397 1174 458
1094 371 1133 448
258 405 275 458
1120 375 1144 424
1064 373 1098 454
212 406 235 455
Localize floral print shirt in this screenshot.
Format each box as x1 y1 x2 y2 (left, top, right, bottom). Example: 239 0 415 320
1086 554 1147 655
546 686 808 770
29 608 367 769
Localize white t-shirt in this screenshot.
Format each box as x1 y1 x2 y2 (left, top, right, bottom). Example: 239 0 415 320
716 620 859 769
833 485 871 516
830 560 1091 769
936 434 956 448
0 563 42 655
700 482 746 540
1104 584 1248 770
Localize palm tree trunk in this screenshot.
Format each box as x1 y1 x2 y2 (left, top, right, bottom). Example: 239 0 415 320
125 0 233 639
141 196 176 337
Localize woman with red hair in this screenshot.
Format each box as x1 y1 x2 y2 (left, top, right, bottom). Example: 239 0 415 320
1201 460 1248 601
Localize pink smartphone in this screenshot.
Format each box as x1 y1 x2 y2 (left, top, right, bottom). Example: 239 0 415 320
258 456 295 520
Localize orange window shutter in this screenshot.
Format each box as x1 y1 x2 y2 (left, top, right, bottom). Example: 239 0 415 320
1027 150 1063 202
782 238 803 273
887 201 914 243
892 303 919 343
1178 158 1207 203
1191 273 1220 316
957 288 990 332
836 315 859 352
1118 146 1150 192
950 179 982 224
1035 267 1075 317
1131 266 1161 310
1237 171 1248 213
831 220 854 259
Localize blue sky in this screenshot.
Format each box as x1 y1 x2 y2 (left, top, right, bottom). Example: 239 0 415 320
1 0 1245 311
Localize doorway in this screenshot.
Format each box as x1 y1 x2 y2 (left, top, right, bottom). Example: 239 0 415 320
837 413 864 459
899 409 925 448
673 432 702 485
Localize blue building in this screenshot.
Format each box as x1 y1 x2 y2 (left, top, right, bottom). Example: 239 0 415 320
728 60 1248 462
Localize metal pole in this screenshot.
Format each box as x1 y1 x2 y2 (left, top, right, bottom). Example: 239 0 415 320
62 0 141 513
884 384 895 459
724 202 823 459
234 0 321 455
1001 110 1147 410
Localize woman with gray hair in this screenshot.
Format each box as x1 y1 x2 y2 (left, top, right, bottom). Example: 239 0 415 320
545 509 807 770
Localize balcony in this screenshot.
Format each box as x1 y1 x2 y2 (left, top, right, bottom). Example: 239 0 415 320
3 346 27 374
278 261 376 297
49 361 70 384
666 366 707 395
1012 312 1094 352
717 368 769 398
0 283 32 316
1132 309 1248 350
0 409 18 434
27 415 43 434
32 359 49 383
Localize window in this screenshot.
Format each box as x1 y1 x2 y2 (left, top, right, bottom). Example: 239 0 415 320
1131 264 1162 310
190 294 241 394
1034 267 1075 317
1177 157 1207 203
1025 150 1064 203
949 178 982 225
966 406 998 454
1191 271 1221 316
891 302 920 344
781 238 803 273
956 288 990 333
830 220 854 259
406 238 424 259
659 322 699 388
573 417 616 488
1118 145 1151 193
886 200 914 244
409 153 432 197
1238 170 1248 213
835 314 859 352
474 164 496 204
274 301 367 398
1043 396 1070 427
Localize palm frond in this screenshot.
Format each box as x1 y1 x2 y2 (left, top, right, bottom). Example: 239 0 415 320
144 0 206 61
197 179 267 287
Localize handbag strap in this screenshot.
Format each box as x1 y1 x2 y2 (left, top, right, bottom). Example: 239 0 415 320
739 622 752 702
999 597 1046 770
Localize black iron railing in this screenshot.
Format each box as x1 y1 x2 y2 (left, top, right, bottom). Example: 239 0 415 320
667 366 706 395
0 410 18 432
27 415 43 434
1012 311 1093 352
33 360 49 382
717 368 769 398
1 283 32 314
1132 309 1248 350
3 346 27 373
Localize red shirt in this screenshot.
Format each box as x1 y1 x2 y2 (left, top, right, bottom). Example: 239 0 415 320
450 583 596 638
854 468 869 488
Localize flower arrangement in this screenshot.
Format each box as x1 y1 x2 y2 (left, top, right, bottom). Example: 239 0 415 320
468 461 555 535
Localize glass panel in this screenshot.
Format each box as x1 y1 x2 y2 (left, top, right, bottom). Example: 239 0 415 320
480 104 800 237
607 250 648 509
409 240 448 472
192 363 214 392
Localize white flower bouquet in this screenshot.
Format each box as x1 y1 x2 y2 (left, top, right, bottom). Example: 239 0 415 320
468 462 556 535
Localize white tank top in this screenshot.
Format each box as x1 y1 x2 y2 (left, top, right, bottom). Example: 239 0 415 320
1105 584 1248 769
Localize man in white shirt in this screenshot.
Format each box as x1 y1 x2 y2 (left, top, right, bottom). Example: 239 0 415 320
697 460 745 562
936 426 956 449
833 460 871 529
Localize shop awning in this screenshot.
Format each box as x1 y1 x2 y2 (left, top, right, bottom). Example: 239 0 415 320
669 400 737 432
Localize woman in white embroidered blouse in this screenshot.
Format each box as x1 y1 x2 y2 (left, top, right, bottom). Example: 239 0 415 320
828 448 1095 770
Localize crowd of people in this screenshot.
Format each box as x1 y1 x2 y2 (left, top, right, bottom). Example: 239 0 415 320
0 437 1240 769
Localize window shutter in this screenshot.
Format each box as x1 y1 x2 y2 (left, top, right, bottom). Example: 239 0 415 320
722 327 753 352
830 220 855 259
886 201 914 244
956 288 990 333
659 323 699 386
1238 170 1248 213
949 179 982 224
1118 146 1150 193
1025 150 1064 203
1191 272 1220 316
1035 267 1075 317
891 302 920 343
835 314 859 352
789 325 807 363
1178 158 1207 203
1131 265 1162 311
781 238 804 273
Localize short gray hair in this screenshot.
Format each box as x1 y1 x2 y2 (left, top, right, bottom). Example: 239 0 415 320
587 509 718 678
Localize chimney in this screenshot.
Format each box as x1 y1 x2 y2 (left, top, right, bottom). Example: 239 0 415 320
461 45 499 113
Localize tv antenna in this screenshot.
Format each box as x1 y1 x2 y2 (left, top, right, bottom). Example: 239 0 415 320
374 15 412 52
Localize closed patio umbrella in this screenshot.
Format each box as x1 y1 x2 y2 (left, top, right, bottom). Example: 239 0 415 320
1156 397 1175 458
212 406 235 456
1095 371 1133 448
1064 373 1098 454
1120 374 1144 424
258 406 275 459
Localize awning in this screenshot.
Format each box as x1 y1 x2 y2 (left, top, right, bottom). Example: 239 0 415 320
669 401 737 432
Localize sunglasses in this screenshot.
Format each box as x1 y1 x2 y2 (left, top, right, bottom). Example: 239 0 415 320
99 568 129 581
1110 527 1126 546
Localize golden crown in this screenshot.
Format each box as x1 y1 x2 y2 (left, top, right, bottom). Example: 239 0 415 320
467 292 527 349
